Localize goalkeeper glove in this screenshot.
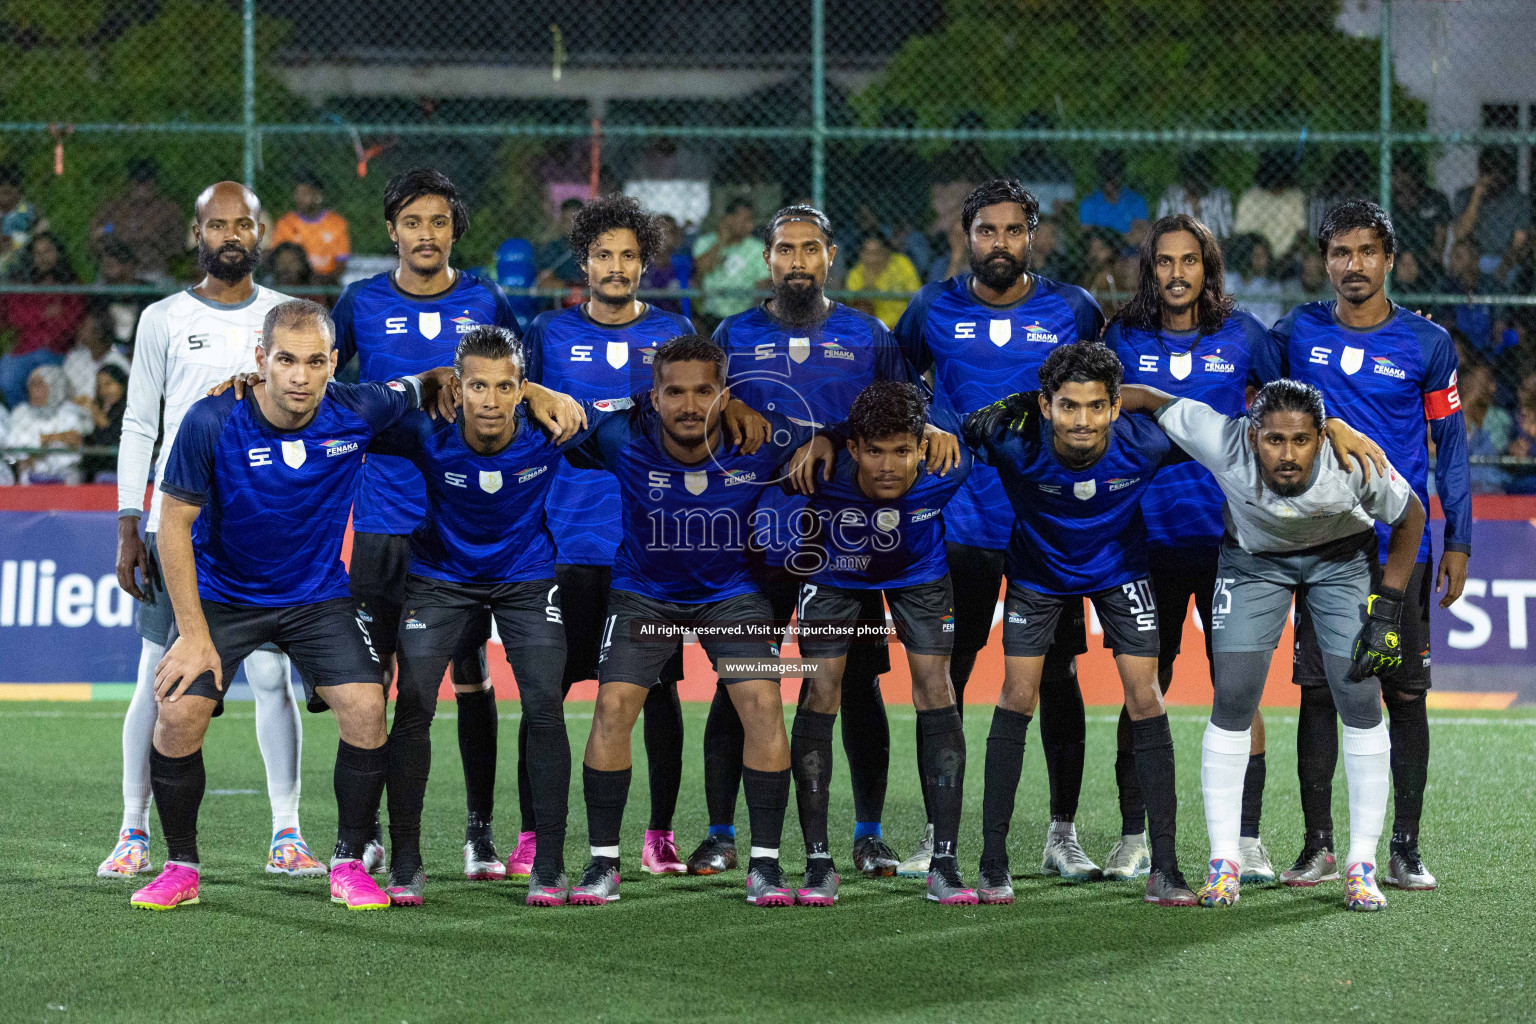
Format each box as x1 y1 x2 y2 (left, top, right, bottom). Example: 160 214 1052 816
963 391 1039 449
1349 585 1405 682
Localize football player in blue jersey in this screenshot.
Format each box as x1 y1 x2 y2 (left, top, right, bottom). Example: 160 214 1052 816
791 381 978 906
1103 215 1278 884
564 335 833 907
519 194 696 879
961 342 1195 907
689 204 942 878
1263 200 1471 891
128 300 454 912
894 180 1107 881
332 169 522 881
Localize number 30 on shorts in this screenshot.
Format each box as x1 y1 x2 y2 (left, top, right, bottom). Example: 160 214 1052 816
1121 579 1157 632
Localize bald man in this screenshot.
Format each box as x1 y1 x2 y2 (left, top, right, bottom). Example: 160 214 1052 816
102 182 324 881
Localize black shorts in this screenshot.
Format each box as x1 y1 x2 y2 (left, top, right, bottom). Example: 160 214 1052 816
947 543 1088 659
798 575 955 658
167 596 382 713
598 589 776 687
351 531 489 683
556 563 685 689
1295 558 1432 691
1149 545 1218 678
758 563 892 676
399 574 566 658
1002 578 1158 659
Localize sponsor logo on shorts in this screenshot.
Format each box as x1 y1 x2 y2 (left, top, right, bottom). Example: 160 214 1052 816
941 611 955 632
323 438 359 458
403 613 426 630
1007 611 1027 624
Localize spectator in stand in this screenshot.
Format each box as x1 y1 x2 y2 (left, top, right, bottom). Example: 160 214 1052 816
1508 377 1536 495
1224 232 1285 327
80 362 128 483
927 215 968 284
0 232 85 407
1028 216 1076 282
1156 149 1233 239
1391 147 1453 268
95 239 147 350
62 304 129 404
1461 360 1513 494
0 163 47 278
535 197 587 296
1437 238 1513 361
263 240 313 290
639 213 691 318
1453 148 1531 281
88 158 184 282
3 364 88 483
1233 148 1307 264
692 196 767 328
1077 226 1128 319
269 170 351 285
1078 149 1148 237
846 232 921 329
1299 248 1330 295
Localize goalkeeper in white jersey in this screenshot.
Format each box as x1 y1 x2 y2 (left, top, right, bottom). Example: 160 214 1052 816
98 182 322 880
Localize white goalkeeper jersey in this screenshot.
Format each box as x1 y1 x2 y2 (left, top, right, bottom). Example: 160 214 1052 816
117 285 293 532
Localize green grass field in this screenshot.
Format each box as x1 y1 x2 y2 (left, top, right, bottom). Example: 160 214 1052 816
4 700 1534 1024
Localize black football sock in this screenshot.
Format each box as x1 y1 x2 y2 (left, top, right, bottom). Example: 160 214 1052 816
1131 715 1179 876
791 710 836 856
583 765 631 857
455 689 498 836
525 719 570 874
1114 705 1143 834
516 715 535 835
702 683 744 829
918 705 966 859
980 707 1031 867
150 746 205 865
385 723 431 872
918 670 970 824
1297 684 1338 843
742 766 791 869
840 658 890 830
1240 752 1267 839
334 739 390 861
1038 652 1085 822
1385 692 1430 844
643 681 684 831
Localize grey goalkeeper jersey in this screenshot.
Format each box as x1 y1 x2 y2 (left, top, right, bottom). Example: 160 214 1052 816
1153 397 1412 554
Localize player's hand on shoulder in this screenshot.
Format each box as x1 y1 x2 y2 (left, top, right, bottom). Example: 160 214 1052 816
722 398 770 454
922 424 960 475
524 382 587 445
207 372 262 399
154 633 222 702
788 434 836 495
414 366 459 421
1324 417 1387 482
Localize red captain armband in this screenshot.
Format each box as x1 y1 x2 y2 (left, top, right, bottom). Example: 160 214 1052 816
1423 380 1461 421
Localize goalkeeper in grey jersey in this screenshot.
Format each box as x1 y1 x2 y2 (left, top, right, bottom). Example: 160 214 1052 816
1117 378 1425 914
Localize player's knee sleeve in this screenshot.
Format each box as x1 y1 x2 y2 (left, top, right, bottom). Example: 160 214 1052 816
1210 652 1268 732
392 661 440 734
1382 689 1426 713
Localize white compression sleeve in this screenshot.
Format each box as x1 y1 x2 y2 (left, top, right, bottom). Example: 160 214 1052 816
1201 722 1251 865
117 303 168 520
120 639 165 834
243 650 303 833
1342 721 1391 867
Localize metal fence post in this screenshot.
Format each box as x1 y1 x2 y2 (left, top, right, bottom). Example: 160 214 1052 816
811 0 825 209
243 0 256 189
1379 0 1393 213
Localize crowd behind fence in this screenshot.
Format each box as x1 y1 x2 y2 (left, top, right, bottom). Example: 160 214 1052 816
0 0 1533 489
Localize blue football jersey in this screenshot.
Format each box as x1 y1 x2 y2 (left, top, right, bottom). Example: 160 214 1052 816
1108 310 1271 551
571 405 818 604
802 446 972 590
368 404 608 585
333 269 521 536
971 412 1179 595
161 379 421 606
896 273 1105 550
1263 302 1471 560
524 303 695 566
716 302 919 564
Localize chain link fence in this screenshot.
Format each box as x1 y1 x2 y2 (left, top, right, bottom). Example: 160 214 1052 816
1 0 1533 486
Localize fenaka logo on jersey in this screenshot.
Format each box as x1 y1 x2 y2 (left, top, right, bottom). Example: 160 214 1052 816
516 465 548 484
820 340 854 361
418 312 442 340
1372 355 1407 380
1340 345 1365 375
639 346 657 366
322 438 359 458
1168 352 1192 380
452 314 478 334
1074 479 1097 500
684 471 709 495
1202 353 1235 373
1107 476 1140 492
479 471 503 493
1024 322 1059 345
911 507 939 523
281 440 306 468
723 470 757 486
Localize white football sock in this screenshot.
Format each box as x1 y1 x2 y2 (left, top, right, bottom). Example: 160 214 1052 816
1342 721 1391 867
244 650 303 834
1201 722 1251 865
120 639 164 835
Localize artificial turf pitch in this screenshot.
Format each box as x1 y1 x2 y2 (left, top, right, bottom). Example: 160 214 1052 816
3 700 1533 1024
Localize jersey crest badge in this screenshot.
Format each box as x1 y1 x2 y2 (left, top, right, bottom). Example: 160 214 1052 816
1169 352 1192 380
419 311 441 340
1340 345 1364 375
989 320 1011 347
684 471 708 495
789 336 810 363
281 440 306 469
875 509 900 532
479 471 503 493
606 341 629 369
1073 479 1096 500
